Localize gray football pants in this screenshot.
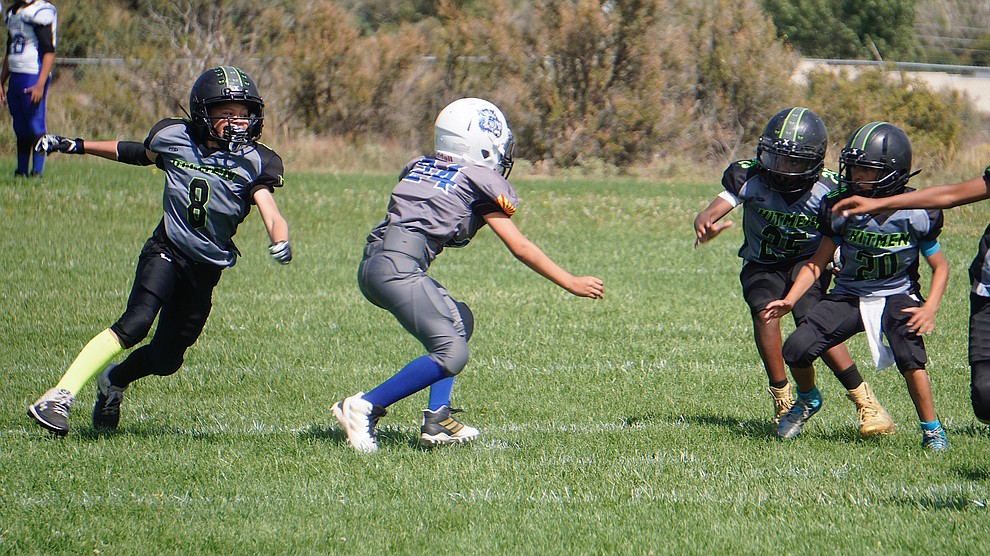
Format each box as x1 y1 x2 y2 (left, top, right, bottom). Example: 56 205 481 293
358 243 472 376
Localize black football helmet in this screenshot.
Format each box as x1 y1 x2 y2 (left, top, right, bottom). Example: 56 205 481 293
189 66 264 150
756 107 828 193
838 122 916 198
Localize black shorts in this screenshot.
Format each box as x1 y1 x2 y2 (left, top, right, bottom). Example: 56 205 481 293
111 223 222 350
740 261 831 324
786 293 928 372
971 293 990 364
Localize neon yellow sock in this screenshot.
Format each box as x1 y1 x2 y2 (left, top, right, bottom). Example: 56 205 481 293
55 329 124 395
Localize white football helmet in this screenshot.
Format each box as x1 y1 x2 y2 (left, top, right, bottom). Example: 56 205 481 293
434 98 515 178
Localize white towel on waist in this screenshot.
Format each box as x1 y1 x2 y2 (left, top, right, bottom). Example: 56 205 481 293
860 296 896 371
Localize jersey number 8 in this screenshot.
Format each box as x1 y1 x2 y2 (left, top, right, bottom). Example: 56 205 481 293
187 178 210 229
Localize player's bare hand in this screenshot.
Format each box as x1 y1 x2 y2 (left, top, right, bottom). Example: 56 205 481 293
902 305 936 335
831 195 880 217
26 83 45 104
763 299 792 322
569 276 604 299
694 220 733 248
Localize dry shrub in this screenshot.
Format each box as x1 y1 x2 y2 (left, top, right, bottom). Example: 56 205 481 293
804 67 973 174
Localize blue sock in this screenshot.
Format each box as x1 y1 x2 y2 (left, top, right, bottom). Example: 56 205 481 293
363 355 447 408
428 377 455 411
797 386 822 409
920 419 942 431
32 152 45 175
16 151 30 175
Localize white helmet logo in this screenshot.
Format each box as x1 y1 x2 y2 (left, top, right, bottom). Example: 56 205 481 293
478 109 503 138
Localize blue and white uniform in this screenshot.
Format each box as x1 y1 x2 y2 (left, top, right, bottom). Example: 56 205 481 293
3 0 56 176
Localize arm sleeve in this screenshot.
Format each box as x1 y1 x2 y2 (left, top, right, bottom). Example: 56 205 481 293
920 209 944 243
717 190 742 208
116 141 153 166
720 161 752 198
248 147 285 202
920 239 941 257
33 24 54 54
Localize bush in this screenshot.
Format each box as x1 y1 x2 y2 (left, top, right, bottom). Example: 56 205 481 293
803 67 972 171
32 0 976 175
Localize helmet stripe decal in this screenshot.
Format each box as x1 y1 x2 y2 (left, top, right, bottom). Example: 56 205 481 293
779 107 807 140
850 122 886 150
222 66 236 88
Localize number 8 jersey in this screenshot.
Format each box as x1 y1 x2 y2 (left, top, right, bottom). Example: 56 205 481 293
821 187 943 298
145 118 285 267
721 159 838 267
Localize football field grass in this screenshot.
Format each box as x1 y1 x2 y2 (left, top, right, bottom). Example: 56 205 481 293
1 159 988 554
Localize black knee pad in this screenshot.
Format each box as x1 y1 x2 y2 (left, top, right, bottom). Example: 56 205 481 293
111 305 158 349
971 362 990 422
148 350 184 377
455 301 474 341
782 327 817 368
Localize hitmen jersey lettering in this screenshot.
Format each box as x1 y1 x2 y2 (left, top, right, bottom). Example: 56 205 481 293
4 0 57 75
145 119 284 267
721 160 838 265
368 156 518 266
822 188 943 297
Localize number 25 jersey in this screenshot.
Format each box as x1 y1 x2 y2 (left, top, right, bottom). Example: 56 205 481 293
722 160 838 267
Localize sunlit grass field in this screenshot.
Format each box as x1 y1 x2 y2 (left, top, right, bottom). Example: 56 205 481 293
1 158 988 554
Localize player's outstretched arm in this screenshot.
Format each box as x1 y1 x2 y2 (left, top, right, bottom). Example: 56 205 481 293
903 250 949 336
254 188 291 264
35 136 158 166
484 211 603 299
764 238 835 322
693 196 735 248
833 175 990 216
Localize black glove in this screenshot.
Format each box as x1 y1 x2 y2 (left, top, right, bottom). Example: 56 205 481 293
35 134 85 154
269 240 292 264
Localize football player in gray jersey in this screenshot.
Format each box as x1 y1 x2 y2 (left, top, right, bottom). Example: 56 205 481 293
766 122 949 450
27 66 292 437
694 107 893 434
333 98 604 452
834 159 990 428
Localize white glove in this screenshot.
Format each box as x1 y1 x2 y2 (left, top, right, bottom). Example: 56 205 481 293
269 240 292 264
35 134 85 154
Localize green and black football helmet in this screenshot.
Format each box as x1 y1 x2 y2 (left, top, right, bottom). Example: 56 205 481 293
756 107 828 193
838 122 917 198
189 66 264 150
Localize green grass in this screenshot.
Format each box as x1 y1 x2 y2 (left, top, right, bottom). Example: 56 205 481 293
1 159 989 554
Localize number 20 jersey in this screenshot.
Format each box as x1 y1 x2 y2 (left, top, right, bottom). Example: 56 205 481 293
821 188 943 298
722 160 837 267
145 118 285 267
